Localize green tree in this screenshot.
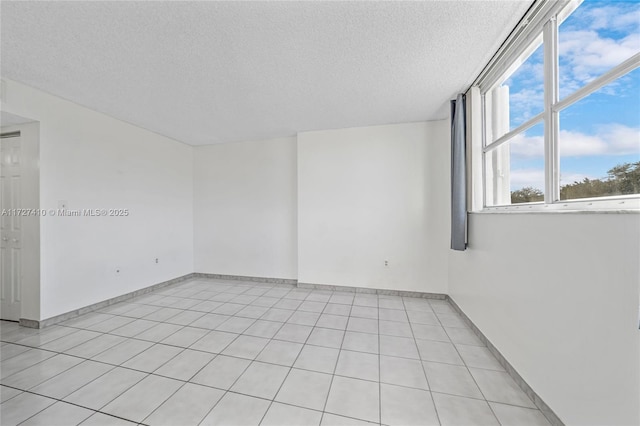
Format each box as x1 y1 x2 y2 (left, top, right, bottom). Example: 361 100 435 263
512 161 640 202
511 187 544 204
607 161 640 195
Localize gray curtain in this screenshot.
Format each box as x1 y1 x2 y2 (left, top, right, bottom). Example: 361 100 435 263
451 94 467 251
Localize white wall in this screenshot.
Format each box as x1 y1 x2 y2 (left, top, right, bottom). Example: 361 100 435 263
297 122 449 293
2 79 194 320
449 212 640 426
194 137 297 279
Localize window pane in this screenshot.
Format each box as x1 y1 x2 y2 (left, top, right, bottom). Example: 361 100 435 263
489 41 544 141
559 0 640 98
485 122 545 206
559 67 640 200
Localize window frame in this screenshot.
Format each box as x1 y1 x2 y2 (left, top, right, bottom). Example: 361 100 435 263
476 0 640 212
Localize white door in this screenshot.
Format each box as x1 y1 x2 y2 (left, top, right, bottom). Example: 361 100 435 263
1 132 22 321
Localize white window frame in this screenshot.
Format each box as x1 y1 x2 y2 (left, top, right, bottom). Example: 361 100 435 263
471 0 640 212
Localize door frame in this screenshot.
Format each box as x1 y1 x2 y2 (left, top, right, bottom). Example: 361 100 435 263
1 120 40 324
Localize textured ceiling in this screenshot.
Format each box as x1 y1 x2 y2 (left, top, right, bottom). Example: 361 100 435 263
1 111 36 127
1 1 532 145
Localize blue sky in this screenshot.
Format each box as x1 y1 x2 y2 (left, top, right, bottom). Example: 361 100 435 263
503 0 640 193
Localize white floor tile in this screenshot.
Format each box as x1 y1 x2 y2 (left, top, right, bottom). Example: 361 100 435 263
0 349 56 380
0 386 22 404
200 392 270 426
323 303 352 316
160 326 209 347
20 401 94 426
275 368 333 410
445 326 484 346
411 324 450 342
320 413 378 426
80 412 137 425
2 354 83 390
64 367 147 410
456 344 505 371
154 348 215 381
244 320 283 338
189 329 238 353
470 368 536 408
335 350 379 381
0 392 56 426
378 320 413 338
423 361 483 399
489 402 551 425
433 392 499 425
101 374 183 422
92 339 153 365
189 313 230 330
221 335 269 359
65 334 125 358
256 340 304 366
380 383 438 426
380 335 419 359
39 329 102 352
274 323 313 343
31 360 114 399
144 383 224 426
294 345 340 374
191 354 250 389
307 328 345 349
380 355 428 390
342 331 378 354
261 402 323 426
346 317 377 334
325 376 379 423
0 282 553 426
231 361 290 399
122 343 183 372
415 339 463 365
134 323 184 342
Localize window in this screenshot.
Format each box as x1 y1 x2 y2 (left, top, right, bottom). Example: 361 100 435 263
478 0 640 209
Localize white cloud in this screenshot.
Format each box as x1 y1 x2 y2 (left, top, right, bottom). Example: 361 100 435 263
560 172 594 186
561 124 640 156
581 5 640 32
509 168 594 191
509 132 544 158
558 3 640 89
509 124 640 158
559 30 640 84
509 169 544 191
509 87 544 125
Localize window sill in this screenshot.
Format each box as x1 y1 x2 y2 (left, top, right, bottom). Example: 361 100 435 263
474 197 640 214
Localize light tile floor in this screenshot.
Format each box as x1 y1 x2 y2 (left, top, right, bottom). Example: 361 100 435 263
1 279 552 425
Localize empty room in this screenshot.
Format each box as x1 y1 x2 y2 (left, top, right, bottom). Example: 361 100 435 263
1 1 638 425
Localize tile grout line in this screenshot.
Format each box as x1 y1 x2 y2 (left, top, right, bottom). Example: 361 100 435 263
402 296 442 426
9 385 145 426
3 363 148 425
438 300 504 425
188 285 321 425
255 291 328 425
318 292 356 425
2 304 540 409
178 284 297 425
377 294 383 425
2 280 553 425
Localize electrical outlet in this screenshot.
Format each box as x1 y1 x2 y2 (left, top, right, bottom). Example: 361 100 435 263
384 260 389 267
155 258 159 264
